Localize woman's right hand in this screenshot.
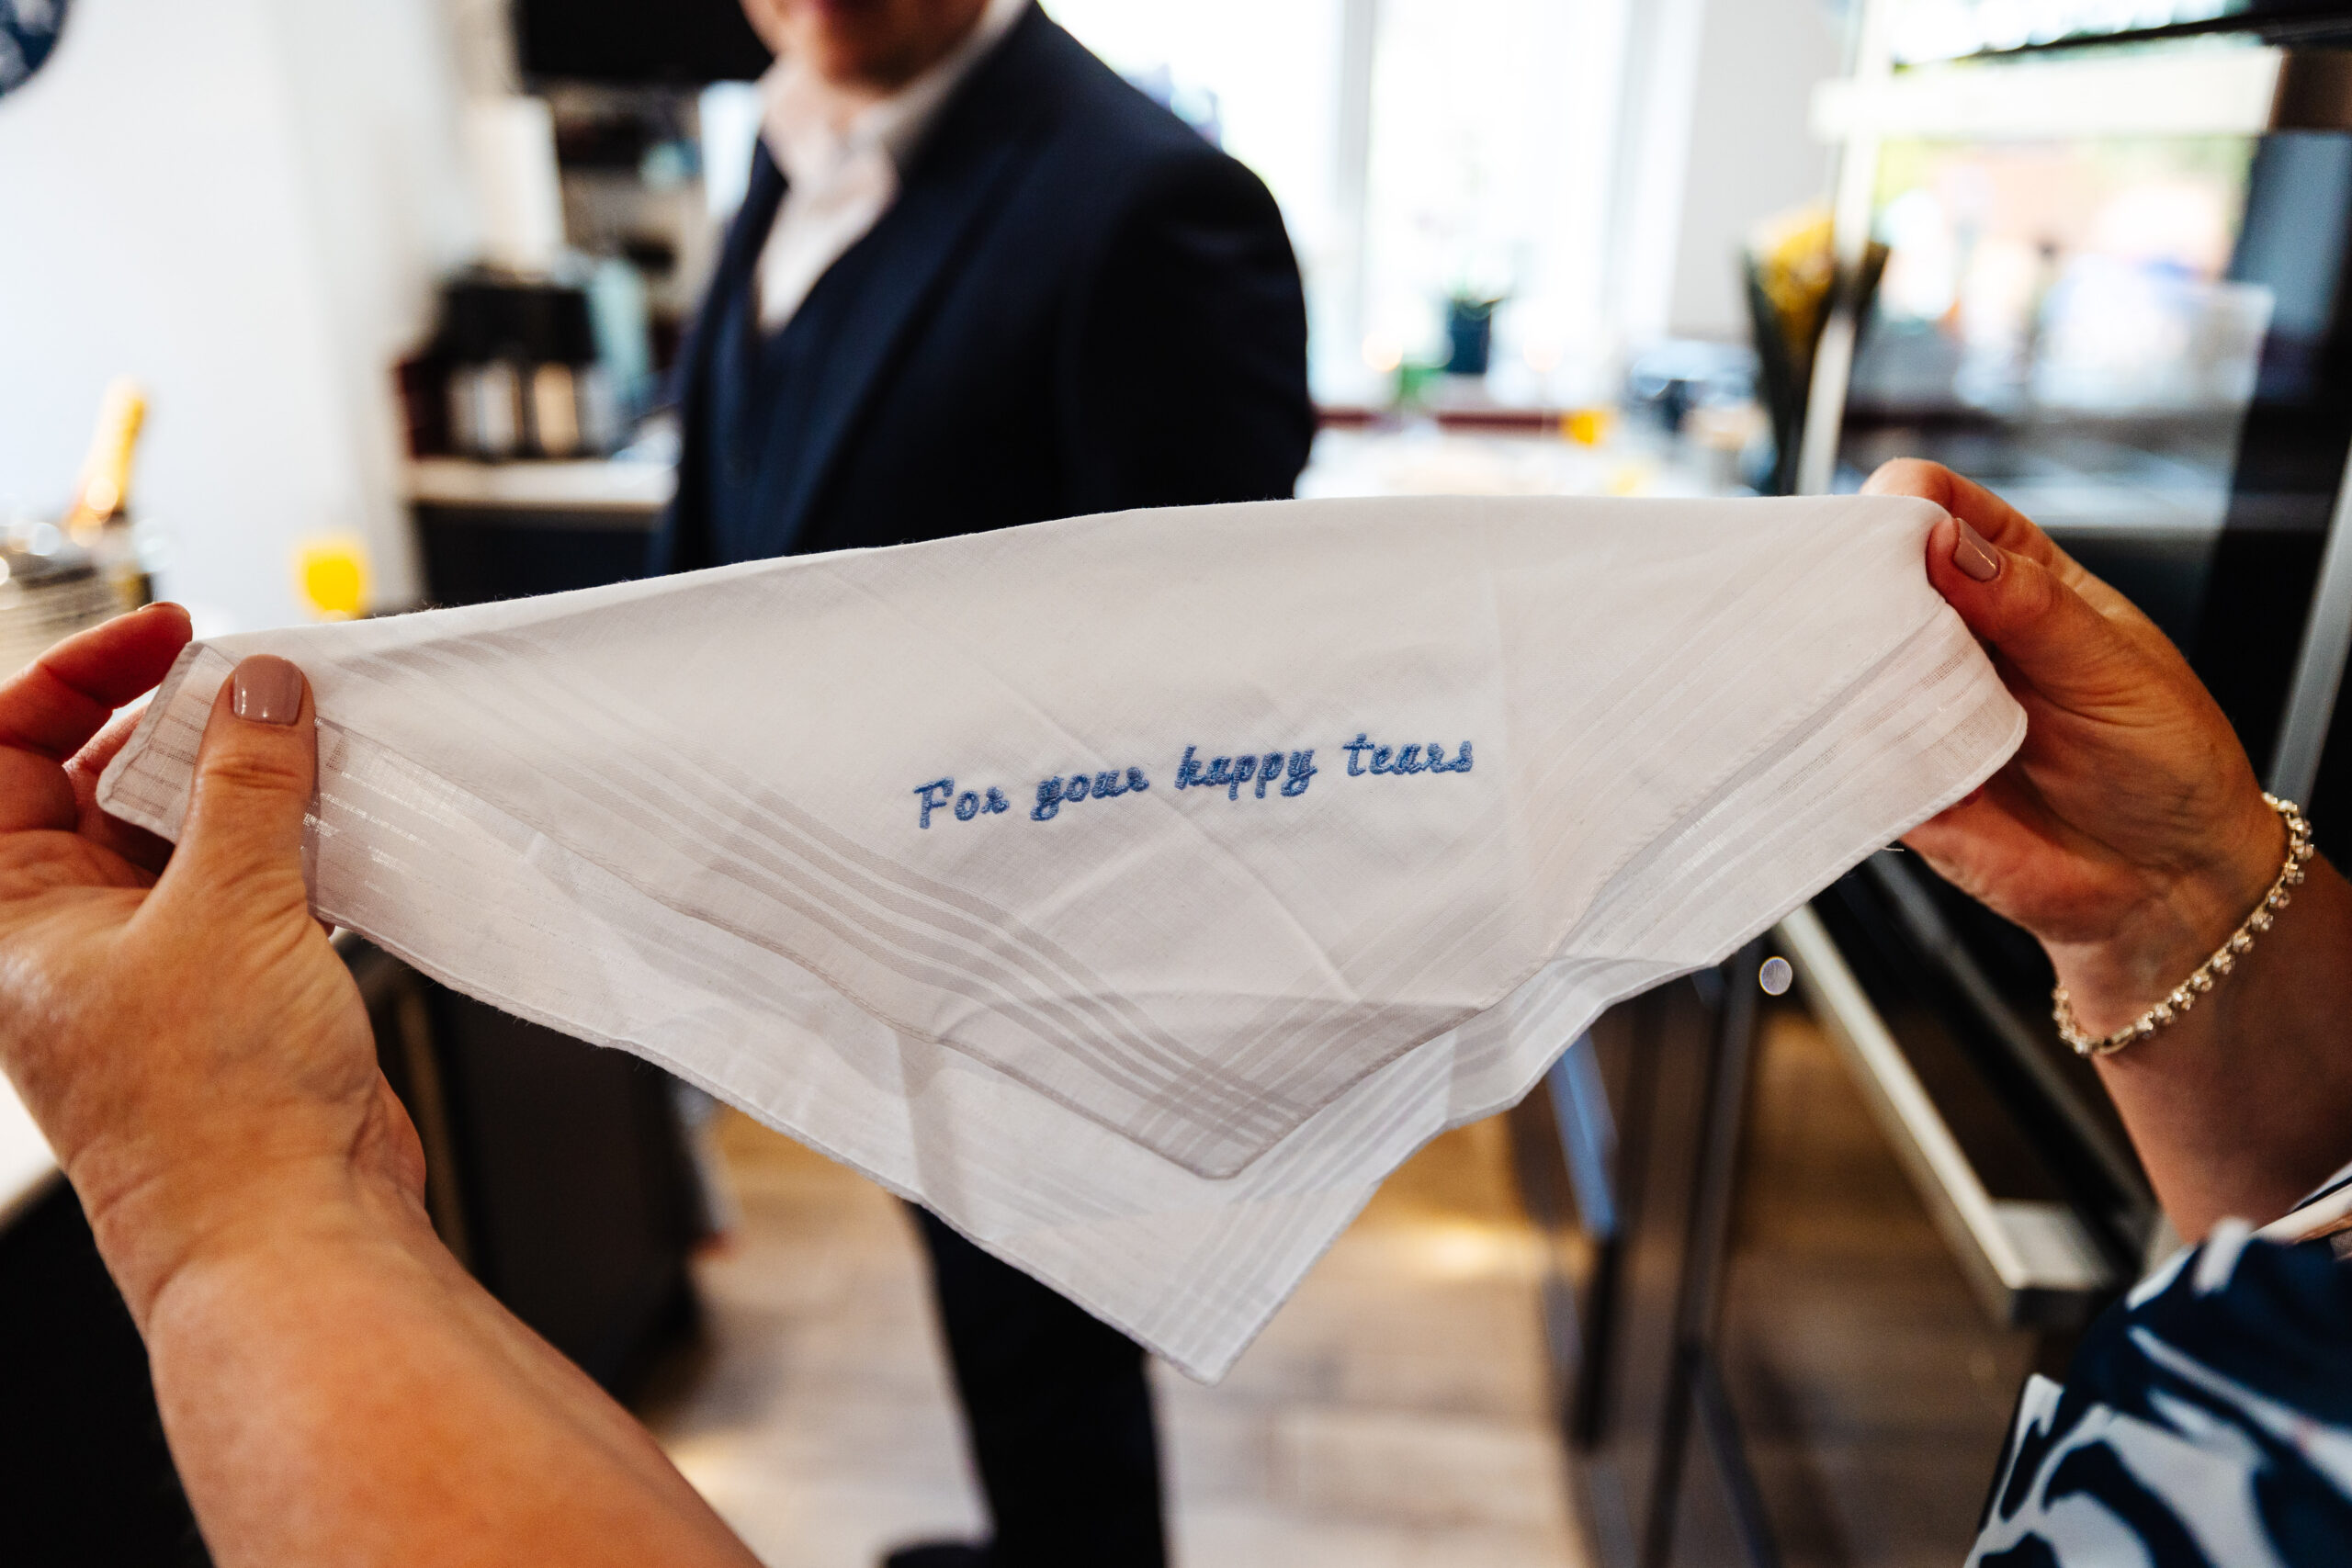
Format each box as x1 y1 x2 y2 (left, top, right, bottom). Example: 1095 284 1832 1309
1865 459 2286 1038
0 608 413 1327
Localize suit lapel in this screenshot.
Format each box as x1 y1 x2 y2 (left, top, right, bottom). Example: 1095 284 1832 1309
751 17 1055 555
680 148 787 435
752 139 1028 555
661 151 786 571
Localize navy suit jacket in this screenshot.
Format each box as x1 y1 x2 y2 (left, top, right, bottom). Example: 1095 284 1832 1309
650 6 1314 572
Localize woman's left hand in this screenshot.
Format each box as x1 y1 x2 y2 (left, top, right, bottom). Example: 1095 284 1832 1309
1869 459 2352 1233
1864 460 2283 1031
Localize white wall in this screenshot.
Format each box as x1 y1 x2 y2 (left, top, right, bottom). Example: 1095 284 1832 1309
1672 0 1848 340
1605 0 1709 354
0 0 474 630
1608 0 1848 346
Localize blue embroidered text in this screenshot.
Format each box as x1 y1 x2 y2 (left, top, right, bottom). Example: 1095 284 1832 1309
1340 735 1473 777
1173 746 1317 801
921 733 1471 831
914 778 1012 829
1031 766 1153 822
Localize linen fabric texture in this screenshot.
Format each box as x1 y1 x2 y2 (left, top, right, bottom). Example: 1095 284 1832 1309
99 494 2023 1378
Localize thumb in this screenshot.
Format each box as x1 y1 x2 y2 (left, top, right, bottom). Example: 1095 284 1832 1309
153 655 318 919
1926 512 2149 710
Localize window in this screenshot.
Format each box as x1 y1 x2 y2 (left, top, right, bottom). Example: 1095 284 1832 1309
1046 0 1632 406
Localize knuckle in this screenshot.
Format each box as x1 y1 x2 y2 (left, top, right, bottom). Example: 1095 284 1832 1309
1998 550 2055 609
192 852 311 908
195 749 310 801
1866 457 1948 496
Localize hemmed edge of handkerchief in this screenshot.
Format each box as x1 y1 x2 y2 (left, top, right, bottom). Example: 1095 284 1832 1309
91 519 2030 1381
96 638 2018 1382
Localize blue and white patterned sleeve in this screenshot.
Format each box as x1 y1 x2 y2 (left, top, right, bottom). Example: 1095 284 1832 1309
1970 1192 2352 1567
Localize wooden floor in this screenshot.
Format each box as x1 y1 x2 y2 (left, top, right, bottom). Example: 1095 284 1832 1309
642 1111 1589 1568
639 1004 2051 1568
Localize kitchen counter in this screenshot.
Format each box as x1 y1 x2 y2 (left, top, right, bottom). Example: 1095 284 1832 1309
407 455 674 519
1300 421 1737 501
406 418 1741 529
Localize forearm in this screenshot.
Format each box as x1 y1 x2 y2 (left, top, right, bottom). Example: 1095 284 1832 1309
136 1178 753 1568
2077 854 2352 1237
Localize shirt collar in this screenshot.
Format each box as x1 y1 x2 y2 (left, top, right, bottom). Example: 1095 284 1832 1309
758 0 1027 190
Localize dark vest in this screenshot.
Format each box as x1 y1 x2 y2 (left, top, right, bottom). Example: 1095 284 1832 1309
701 158 892 563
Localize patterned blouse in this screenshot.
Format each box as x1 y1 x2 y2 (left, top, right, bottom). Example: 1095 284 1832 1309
1971 1168 2352 1565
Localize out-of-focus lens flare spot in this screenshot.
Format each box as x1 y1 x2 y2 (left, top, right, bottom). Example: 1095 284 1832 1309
295 536 369 621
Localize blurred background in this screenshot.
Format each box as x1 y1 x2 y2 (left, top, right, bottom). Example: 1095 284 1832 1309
0 0 1850 633
17 3 2352 1566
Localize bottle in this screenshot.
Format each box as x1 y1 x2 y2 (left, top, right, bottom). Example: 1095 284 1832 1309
60 378 153 612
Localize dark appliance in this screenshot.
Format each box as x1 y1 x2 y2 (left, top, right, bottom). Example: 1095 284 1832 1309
1521 22 2352 1568
1833 48 2352 846
1895 0 2352 61
432 272 620 463
515 0 772 86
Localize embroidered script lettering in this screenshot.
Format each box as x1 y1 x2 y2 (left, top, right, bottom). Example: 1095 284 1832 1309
915 778 1012 829
916 735 1468 830
1174 746 1317 801
1032 766 1152 822
1341 735 1473 777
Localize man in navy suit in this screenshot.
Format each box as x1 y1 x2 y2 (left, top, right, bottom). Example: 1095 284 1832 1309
651 2 1313 1564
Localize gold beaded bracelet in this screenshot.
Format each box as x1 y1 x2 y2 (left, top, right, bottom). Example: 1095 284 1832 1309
2052 794 2315 1058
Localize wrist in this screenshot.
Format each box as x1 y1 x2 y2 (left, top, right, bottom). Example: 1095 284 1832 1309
2050 794 2290 1035
76 1143 429 1333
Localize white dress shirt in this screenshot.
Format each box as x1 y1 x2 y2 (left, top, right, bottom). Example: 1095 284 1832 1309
753 0 1028 332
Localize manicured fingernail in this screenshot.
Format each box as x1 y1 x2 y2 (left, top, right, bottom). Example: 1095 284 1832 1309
1953 520 2001 582
231 655 303 726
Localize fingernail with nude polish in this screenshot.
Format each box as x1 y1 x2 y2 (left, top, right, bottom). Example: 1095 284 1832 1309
231 655 304 727
1953 520 2002 582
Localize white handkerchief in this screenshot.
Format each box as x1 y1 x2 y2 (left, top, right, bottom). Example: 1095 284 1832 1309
99 494 2021 1377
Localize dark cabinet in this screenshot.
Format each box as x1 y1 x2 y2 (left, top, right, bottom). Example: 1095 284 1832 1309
349 940 705 1394
1512 934 2118 1568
